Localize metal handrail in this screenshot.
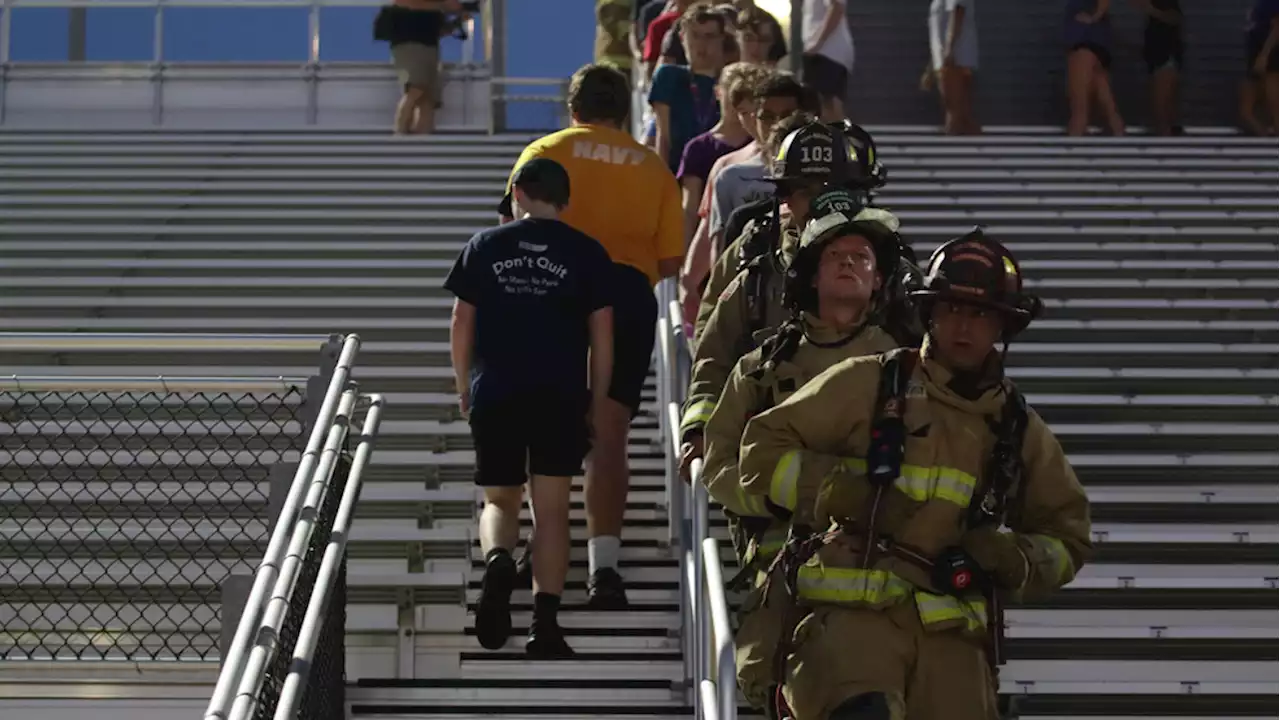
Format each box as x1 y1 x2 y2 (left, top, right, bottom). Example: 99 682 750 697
655 280 737 720
204 333 362 720
0 332 333 352
226 387 358 720
0 375 306 393
273 393 384 720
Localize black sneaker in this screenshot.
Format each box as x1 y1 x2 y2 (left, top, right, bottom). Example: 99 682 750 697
586 568 628 610
525 619 576 659
515 546 533 590
474 551 516 650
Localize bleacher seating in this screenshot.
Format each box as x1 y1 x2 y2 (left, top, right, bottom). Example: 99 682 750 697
0 129 1276 719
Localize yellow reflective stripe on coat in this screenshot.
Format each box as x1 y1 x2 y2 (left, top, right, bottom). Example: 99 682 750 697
796 567 988 632
758 527 788 559
895 464 977 508
914 591 987 633
768 450 802 511
730 481 769 517
795 566 915 605
681 399 716 430
1027 533 1075 585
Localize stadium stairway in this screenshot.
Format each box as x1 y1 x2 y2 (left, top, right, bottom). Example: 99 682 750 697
0 129 1276 720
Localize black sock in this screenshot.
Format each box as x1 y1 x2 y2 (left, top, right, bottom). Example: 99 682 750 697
533 592 561 623
486 547 513 566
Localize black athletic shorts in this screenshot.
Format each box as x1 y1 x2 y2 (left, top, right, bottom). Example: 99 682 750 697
1143 35 1182 74
470 393 589 487
1070 42 1112 71
609 263 658 418
1246 41 1279 78
802 52 849 102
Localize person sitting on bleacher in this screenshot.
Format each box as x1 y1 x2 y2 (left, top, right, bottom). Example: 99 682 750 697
445 158 615 658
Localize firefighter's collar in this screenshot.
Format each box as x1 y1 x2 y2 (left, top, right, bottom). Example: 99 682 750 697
918 340 1008 414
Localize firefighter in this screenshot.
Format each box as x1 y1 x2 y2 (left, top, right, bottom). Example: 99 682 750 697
678 118 856 465
737 230 1093 720
698 187 909 712
693 119 889 346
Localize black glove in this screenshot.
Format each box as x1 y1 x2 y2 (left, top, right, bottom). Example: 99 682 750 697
931 546 990 597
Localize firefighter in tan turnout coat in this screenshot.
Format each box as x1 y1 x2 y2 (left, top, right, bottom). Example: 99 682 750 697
699 189 909 710
737 231 1093 720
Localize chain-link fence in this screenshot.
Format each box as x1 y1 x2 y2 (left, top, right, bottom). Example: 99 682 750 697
252 453 349 720
0 387 305 661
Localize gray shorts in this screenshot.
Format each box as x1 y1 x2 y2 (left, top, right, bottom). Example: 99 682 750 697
391 41 441 99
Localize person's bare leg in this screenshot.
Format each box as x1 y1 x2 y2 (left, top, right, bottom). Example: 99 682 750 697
475 485 524 650
1239 79 1266 135
1150 66 1177 135
958 70 981 135
529 475 571 596
1066 49 1094 136
395 87 425 135
1091 68 1126 136
938 66 957 134
584 396 631 607
1263 73 1278 133
412 90 436 134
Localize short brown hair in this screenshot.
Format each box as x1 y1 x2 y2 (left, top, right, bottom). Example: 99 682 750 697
736 6 774 35
680 1 726 33
567 63 630 127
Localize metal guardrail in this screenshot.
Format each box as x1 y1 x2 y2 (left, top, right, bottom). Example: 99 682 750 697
655 280 737 720
0 331 371 718
202 333 368 720
0 0 569 129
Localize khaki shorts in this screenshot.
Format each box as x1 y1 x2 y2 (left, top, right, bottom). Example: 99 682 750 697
391 41 441 101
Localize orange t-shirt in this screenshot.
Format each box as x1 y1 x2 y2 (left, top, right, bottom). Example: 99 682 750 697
507 124 684 285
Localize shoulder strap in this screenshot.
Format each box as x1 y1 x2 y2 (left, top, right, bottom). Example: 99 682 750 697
969 383 1030 529
866 348 918 488
736 209 781 274
742 256 775 340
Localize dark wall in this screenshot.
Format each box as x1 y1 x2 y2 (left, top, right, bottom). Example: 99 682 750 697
845 0 1254 127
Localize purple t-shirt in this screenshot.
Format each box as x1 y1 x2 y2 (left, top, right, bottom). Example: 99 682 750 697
676 132 749 184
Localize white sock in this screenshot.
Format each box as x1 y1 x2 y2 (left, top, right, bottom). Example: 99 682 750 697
588 536 621 575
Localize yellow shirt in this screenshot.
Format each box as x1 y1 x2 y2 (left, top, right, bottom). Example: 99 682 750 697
507 123 684 285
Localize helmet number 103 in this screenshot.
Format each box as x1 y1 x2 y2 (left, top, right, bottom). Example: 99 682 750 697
800 145 834 164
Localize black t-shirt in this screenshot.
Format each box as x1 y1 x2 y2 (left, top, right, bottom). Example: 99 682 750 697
379 6 444 48
444 218 614 408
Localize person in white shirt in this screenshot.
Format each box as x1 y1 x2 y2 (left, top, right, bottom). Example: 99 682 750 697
801 0 855 122
926 0 980 135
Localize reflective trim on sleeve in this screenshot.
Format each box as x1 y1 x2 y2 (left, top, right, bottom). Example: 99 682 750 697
895 464 977 508
767 450 802 511
757 526 789 560
795 566 988 632
680 399 716 432
728 481 769 517
914 591 988 633
795 566 914 605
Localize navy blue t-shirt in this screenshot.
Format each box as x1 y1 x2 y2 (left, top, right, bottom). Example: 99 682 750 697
444 218 614 409
648 64 721 173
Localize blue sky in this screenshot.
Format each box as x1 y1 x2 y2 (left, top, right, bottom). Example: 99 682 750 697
6 1 596 128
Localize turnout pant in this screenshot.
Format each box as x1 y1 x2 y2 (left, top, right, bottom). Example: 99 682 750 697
782 601 998 720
